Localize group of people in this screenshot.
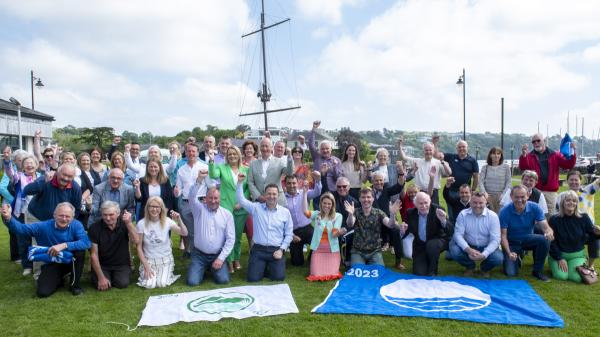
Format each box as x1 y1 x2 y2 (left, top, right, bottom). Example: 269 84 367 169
2 123 599 298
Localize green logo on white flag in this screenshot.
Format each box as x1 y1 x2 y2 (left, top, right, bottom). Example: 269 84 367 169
187 292 255 314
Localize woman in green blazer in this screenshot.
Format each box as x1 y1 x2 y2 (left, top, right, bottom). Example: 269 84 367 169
208 146 250 273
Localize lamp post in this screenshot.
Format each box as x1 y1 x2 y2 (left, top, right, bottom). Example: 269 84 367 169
510 145 515 176
456 68 466 141
30 70 44 111
9 97 22 149
475 145 480 161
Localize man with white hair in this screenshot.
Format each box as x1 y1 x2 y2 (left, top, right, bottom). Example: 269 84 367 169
199 135 216 162
247 137 293 206
397 137 451 205
23 164 82 221
519 133 576 215
88 201 138 290
2 202 91 297
87 168 135 226
308 121 342 193
400 191 453 276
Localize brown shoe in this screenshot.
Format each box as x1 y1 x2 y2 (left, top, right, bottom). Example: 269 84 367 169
228 262 234 274
481 271 491 279
395 263 406 270
463 269 474 277
234 261 242 270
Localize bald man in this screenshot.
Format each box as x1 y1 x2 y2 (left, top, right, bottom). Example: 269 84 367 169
247 137 293 205
401 192 453 276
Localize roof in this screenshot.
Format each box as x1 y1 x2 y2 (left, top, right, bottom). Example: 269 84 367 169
0 98 55 122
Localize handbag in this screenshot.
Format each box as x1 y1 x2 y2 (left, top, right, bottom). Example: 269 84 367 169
576 264 598 285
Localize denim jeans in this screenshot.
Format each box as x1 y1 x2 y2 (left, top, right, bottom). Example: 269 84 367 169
247 244 286 282
503 234 549 276
187 248 229 286
449 240 503 272
350 249 384 266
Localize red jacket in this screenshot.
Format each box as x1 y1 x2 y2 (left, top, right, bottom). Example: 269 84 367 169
518 149 576 192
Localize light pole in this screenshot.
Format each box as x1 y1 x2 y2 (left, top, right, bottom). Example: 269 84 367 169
456 68 466 141
30 70 44 111
9 97 23 149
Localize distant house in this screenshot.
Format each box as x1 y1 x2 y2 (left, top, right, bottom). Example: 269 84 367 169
287 129 338 150
0 98 54 151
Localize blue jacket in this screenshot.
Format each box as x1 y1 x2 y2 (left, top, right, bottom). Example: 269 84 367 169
7 217 91 251
23 176 82 221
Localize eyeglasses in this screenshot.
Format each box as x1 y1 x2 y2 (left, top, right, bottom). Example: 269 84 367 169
44 155 53 158
148 205 161 209
336 185 349 189
109 176 123 180
292 151 302 154
531 139 542 144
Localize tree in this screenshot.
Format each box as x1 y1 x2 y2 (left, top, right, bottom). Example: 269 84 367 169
74 127 114 149
121 130 139 143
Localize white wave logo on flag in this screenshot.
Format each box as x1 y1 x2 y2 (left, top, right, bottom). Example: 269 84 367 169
380 279 491 312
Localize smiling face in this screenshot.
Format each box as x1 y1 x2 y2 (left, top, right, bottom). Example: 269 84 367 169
320 141 332 159
359 190 374 209
567 173 581 191
112 155 124 170
218 138 231 155
205 188 221 211
147 161 160 179
101 206 119 228
54 205 74 228
320 197 333 215
274 142 286 158
376 151 388 165
90 149 102 163
264 186 279 208
285 176 298 195
456 141 468 158
345 145 356 160
372 174 385 191
511 187 529 212
23 157 37 175
521 175 537 190
459 185 471 203
108 169 124 189
562 195 578 215
470 194 486 215
147 200 163 220
415 192 431 215
79 154 91 171
62 154 76 165
260 139 272 159
531 134 545 152
244 143 256 158
226 148 240 166
423 144 434 160
490 150 501 165
130 144 141 159
57 165 75 188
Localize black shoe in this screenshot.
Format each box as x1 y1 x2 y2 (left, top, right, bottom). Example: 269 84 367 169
182 252 191 259
70 286 84 296
532 271 550 282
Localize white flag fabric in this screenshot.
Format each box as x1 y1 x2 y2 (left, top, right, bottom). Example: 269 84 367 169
138 284 299 326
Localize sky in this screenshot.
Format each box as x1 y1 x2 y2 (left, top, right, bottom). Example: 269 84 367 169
2 0 600 138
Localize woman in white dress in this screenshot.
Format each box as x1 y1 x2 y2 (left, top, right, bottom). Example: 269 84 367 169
136 196 188 288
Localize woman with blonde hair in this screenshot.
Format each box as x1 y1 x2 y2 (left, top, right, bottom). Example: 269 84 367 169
548 190 600 282
133 157 175 220
306 192 344 281
136 196 188 288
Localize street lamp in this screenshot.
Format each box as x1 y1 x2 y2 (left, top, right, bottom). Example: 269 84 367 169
9 97 23 149
31 70 44 111
456 68 466 141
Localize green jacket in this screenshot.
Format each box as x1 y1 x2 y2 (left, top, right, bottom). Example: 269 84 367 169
209 162 249 215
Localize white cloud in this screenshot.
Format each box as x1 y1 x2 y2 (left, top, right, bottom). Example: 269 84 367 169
295 0 363 25
305 0 600 132
583 43 600 63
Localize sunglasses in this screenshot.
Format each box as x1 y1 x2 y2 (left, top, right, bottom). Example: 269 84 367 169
531 139 542 144
44 155 53 159
336 185 349 189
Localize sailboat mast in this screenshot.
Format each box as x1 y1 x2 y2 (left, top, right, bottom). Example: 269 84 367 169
260 0 269 131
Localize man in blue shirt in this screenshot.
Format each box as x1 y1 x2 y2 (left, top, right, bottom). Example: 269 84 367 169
2 202 91 297
499 185 554 281
237 174 293 282
23 164 81 221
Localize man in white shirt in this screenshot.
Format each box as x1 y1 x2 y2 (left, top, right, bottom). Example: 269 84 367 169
186 173 235 285
175 142 211 256
397 138 451 205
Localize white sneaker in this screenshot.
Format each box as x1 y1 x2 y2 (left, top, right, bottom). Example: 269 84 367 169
22 268 32 276
14 259 21 265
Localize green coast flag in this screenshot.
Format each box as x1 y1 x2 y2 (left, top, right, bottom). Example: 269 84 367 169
138 284 298 326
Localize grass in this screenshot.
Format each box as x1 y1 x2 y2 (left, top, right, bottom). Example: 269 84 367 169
1 176 599 337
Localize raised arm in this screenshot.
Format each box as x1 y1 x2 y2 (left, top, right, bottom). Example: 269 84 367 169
33 129 43 162
236 172 254 212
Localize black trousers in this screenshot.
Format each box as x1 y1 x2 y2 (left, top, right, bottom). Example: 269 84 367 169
91 264 131 289
36 250 85 298
290 226 313 266
412 238 448 276
9 229 19 261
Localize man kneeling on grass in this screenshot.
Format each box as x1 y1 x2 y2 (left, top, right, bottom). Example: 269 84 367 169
449 192 503 278
1 202 91 297
88 201 138 291
237 173 293 282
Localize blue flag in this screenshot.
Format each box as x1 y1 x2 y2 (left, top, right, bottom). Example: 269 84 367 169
313 265 563 328
560 133 574 159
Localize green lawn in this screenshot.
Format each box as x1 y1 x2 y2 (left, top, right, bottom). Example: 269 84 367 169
1 178 599 337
